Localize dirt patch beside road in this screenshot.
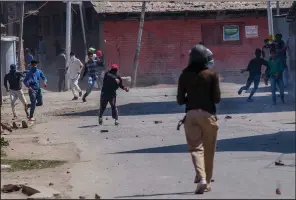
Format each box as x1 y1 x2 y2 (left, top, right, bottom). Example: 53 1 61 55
1 98 81 199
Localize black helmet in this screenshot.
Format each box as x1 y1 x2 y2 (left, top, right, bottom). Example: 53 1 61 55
189 44 210 65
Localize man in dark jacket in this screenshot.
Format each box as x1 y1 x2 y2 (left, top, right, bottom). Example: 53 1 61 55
4 64 29 118
98 64 129 126
23 60 48 121
56 48 66 92
177 44 221 194
238 48 268 102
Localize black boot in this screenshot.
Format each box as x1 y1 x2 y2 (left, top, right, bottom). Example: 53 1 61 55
82 94 87 102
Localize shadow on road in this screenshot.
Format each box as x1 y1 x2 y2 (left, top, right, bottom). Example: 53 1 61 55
55 95 295 117
112 131 295 154
114 191 193 199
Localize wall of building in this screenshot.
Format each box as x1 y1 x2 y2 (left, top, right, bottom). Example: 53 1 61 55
37 2 100 67
103 16 268 86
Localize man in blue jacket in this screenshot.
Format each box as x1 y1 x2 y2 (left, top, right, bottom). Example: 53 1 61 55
23 60 48 121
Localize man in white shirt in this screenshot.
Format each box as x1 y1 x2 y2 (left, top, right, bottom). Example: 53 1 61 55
67 52 83 100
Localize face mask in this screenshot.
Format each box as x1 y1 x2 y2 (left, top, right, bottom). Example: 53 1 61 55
206 60 215 69
31 67 37 72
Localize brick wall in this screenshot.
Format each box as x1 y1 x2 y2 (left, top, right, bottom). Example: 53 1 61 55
104 16 268 86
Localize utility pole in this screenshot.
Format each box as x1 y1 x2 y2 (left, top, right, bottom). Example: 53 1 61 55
79 2 87 59
132 1 146 88
276 1 280 16
267 1 274 38
65 1 72 91
18 1 24 71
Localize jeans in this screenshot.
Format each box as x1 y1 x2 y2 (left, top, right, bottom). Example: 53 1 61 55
282 68 290 87
28 88 43 118
270 75 284 104
85 76 98 96
239 74 261 98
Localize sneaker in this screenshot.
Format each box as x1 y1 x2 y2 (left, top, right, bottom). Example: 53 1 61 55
195 179 207 194
28 117 36 121
72 97 78 100
115 120 119 126
204 184 212 192
79 91 82 97
82 98 86 103
12 115 17 120
238 88 243 95
99 117 103 125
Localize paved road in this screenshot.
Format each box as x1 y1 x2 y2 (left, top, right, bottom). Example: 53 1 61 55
33 83 295 199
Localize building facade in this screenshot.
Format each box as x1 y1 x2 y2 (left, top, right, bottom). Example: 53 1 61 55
35 1 292 86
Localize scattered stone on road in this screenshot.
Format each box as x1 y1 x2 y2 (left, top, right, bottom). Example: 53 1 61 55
225 115 232 119
275 160 285 166
12 122 19 129
66 171 70 174
154 120 163 124
95 193 101 199
22 120 28 128
100 130 108 133
21 185 39 196
79 196 86 199
21 185 61 199
1 184 21 193
49 183 54 186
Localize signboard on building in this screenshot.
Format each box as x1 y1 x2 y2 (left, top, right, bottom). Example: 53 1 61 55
223 25 240 41
245 25 258 38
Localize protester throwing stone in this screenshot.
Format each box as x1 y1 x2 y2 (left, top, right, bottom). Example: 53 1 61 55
177 44 221 194
98 64 129 126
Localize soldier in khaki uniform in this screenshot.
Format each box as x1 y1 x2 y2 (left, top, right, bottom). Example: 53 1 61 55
177 44 221 194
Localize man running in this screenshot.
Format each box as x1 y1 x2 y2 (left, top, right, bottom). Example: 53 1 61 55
4 64 29 119
67 52 83 100
238 48 268 102
23 60 48 121
99 64 129 126
81 52 104 102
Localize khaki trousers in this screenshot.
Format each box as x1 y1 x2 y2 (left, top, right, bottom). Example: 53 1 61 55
9 89 27 116
184 109 219 184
